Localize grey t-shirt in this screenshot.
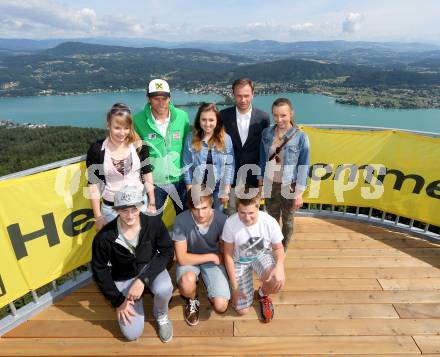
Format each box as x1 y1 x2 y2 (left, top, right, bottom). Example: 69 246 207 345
172 210 227 254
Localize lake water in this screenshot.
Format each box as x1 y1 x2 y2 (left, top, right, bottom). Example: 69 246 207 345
0 90 439 133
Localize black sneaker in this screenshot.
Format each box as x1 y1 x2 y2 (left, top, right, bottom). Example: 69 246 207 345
184 297 200 326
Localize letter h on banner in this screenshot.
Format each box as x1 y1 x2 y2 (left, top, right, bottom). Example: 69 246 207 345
0 274 6 297
7 213 60 260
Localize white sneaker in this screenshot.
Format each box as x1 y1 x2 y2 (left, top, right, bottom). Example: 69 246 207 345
156 312 173 343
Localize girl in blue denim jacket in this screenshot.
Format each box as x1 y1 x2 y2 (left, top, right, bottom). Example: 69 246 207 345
259 98 310 250
183 103 235 209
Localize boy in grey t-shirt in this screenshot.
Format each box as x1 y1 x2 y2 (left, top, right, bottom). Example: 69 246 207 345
172 185 230 326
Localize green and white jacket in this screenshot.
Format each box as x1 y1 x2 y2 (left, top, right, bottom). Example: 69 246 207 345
134 103 190 185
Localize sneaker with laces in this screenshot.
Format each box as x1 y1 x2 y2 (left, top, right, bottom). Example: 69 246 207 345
259 294 274 323
184 297 200 326
156 312 173 343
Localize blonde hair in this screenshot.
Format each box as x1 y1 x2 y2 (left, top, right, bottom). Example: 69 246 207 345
236 187 261 208
106 103 140 145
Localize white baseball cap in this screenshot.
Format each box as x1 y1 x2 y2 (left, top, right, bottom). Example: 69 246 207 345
113 186 144 209
147 79 170 97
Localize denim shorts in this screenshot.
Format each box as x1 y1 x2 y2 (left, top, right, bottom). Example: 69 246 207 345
176 262 231 300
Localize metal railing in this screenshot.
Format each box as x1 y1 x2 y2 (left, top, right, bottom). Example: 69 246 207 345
0 124 439 336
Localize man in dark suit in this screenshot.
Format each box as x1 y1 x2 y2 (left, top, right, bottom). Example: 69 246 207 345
220 78 270 214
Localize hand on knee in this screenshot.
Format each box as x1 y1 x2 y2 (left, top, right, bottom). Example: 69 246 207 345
262 279 281 295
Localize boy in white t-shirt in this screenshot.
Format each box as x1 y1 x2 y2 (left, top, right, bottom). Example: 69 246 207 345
222 191 285 322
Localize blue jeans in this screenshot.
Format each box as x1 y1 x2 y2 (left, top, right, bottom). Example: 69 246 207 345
114 270 173 341
154 180 187 217
212 183 225 211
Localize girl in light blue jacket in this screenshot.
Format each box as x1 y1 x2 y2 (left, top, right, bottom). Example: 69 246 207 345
183 103 234 210
259 98 310 250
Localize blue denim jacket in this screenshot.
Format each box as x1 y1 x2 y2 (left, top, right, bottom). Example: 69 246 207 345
183 133 235 186
259 125 310 192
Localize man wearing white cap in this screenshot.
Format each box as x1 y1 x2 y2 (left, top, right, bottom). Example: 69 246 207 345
134 79 190 216
92 186 174 342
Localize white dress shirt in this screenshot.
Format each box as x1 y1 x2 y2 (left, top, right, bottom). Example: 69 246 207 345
236 106 252 146
152 113 170 138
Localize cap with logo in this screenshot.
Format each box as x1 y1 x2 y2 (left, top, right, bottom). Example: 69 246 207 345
147 79 171 98
113 186 144 209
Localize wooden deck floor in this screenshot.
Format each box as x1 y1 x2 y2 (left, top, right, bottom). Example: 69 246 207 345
2 217 440 356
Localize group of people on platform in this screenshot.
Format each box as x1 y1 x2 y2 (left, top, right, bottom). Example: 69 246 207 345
86 77 310 342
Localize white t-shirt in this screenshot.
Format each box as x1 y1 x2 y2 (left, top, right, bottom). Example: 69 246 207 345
222 211 283 263
236 106 252 146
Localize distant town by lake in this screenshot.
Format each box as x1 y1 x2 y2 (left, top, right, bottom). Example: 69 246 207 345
0 90 439 133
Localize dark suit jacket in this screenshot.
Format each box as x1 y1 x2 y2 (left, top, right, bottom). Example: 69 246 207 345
220 106 270 187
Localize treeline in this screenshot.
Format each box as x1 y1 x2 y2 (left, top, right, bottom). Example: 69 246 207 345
344 68 440 87
0 126 105 176
232 59 440 88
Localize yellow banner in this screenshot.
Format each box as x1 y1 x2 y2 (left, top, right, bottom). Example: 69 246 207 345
0 127 439 307
302 127 440 226
0 162 95 307
0 161 176 308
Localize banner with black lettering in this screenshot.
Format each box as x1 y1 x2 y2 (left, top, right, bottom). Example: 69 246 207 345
301 127 440 225
0 162 95 307
0 161 177 308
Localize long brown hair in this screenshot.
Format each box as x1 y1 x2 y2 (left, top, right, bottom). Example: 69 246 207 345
192 103 226 151
106 103 140 145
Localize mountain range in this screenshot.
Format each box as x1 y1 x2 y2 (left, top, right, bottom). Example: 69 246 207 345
1 40 440 98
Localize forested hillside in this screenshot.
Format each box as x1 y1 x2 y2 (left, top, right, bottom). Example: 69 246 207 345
0 126 105 176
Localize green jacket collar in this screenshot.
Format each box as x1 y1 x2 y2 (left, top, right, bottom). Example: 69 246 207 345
143 102 178 135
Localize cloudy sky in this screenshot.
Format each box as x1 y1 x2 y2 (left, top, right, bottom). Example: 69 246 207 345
0 0 439 43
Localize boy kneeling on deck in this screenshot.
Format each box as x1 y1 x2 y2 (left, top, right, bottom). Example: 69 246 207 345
172 184 230 326
222 188 285 322
91 186 174 342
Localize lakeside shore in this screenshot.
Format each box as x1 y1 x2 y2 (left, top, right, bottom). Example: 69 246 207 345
1 83 440 110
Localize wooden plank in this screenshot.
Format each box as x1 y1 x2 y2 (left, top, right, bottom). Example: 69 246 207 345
295 224 387 233
273 278 382 291
4 320 232 338
287 248 440 257
236 355 429 357
379 278 440 290
55 293 110 306
55 290 440 309
236 355 430 357
413 336 440 354
55 290 440 310
56 292 216 307
394 303 440 318
0 336 420 355
290 239 437 249
293 232 422 241
30 304 399 321
234 318 440 336
272 290 440 304
284 256 437 268
283 267 440 278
